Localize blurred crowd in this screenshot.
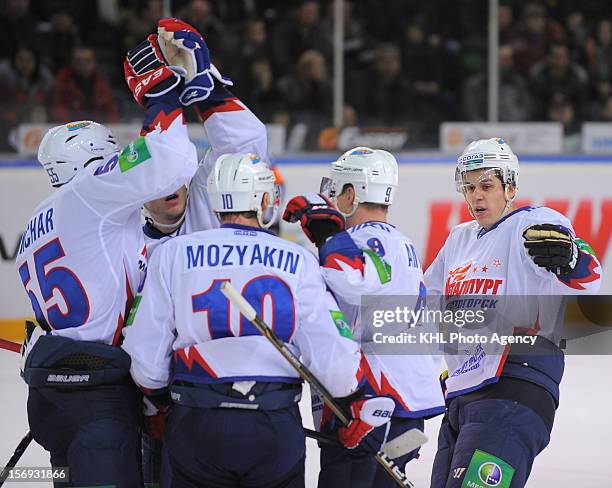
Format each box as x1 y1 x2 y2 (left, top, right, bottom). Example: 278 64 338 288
1 0 612 150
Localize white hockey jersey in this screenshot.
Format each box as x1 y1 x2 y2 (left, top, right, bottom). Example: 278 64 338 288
319 221 446 418
123 225 361 398
424 206 602 399
15 115 198 345
144 98 269 254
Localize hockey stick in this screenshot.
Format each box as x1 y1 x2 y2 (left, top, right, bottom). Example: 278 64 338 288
304 427 337 445
0 432 34 486
305 425 428 460
220 282 419 487
0 338 20 353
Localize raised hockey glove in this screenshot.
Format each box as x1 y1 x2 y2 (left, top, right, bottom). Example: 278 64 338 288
124 34 181 107
338 396 394 456
523 223 579 276
283 193 345 247
143 394 172 441
157 18 218 105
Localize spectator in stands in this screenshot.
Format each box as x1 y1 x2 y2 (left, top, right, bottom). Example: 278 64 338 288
598 95 612 121
0 0 37 63
50 46 118 123
178 0 228 66
320 1 366 66
347 43 414 126
120 0 162 64
564 11 589 65
585 19 612 117
400 21 451 124
529 43 589 121
277 49 332 128
232 18 269 80
36 10 80 72
271 0 331 76
0 45 52 150
586 19 612 79
499 4 517 45
240 18 268 60
240 55 285 123
462 44 533 121
547 93 580 151
512 2 565 76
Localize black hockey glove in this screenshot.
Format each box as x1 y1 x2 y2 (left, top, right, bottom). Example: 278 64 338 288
523 223 579 276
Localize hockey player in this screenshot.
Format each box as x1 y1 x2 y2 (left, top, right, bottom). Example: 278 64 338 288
139 18 286 257
132 18 273 484
424 138 602 488
137 18 284 486
282 147 446 488
122 153 394 487
15 35 200 485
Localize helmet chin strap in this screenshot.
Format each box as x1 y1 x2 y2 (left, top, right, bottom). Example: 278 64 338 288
501 186 516 216
143 190 190 233
333 196 359 218
257 193 279 229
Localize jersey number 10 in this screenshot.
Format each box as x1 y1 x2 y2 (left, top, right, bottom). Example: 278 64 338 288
192 275 295 342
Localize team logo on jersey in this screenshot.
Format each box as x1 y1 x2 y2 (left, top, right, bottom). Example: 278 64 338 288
478 463 502 486
445 263 503 297
119 137 151 172
330 310 353 339
460 450 514 488
125 296 142 326
66 121 91 131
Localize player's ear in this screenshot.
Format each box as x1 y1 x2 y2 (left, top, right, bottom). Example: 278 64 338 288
345 184 356 204
261 192 270 213
507 185 517 200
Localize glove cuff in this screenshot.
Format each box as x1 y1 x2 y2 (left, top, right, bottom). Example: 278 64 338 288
179 71 215 105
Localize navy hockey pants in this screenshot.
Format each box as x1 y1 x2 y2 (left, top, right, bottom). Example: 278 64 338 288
430 397 551 488
164 404 305 487
142 431 172 486
27 383 142 487
318 417 424 488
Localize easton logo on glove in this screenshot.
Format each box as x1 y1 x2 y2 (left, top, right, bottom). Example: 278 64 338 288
124 35 181 107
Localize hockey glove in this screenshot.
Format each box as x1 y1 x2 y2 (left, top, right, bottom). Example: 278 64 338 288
338 396 394 456
143 394 172 441
157 18 220 105
283 193 346 247
124 34 181 107
19 320 47 376
523 223 579 276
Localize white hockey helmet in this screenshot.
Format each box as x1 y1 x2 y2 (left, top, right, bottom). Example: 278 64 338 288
207 153 279 228
38 121 119 187
455 137 519 193
320 147 398 217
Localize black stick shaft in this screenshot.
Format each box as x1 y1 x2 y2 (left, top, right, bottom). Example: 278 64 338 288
0 432 33 486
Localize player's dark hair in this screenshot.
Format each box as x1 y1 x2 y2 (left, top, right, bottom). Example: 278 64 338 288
218 211 257 222
361 202 390 212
